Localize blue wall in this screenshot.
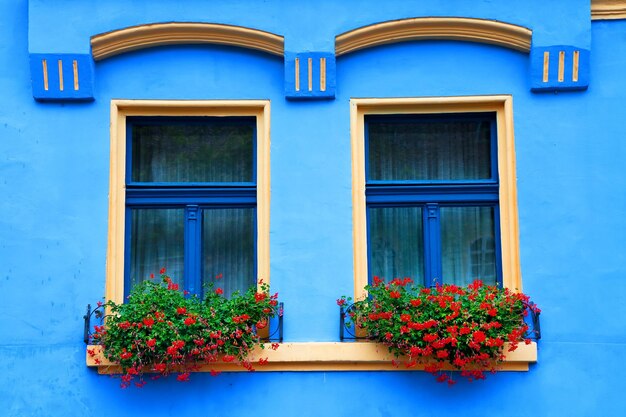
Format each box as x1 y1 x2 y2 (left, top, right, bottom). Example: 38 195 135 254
1 0 626 415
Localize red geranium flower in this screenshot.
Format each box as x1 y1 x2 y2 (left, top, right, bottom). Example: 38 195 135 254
472 331 486 344
176 372 190 382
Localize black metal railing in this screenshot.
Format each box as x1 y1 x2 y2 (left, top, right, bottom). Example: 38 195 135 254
339 302 541 341
84 302 284 344
339 303 366 341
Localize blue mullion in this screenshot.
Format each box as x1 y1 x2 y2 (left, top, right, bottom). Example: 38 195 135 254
126 197 256 206
366 179 498 186
127 182 256 188
494 205 504 287
367 193 499 205
184 205 202 297
126 188 256 206
366 183 499 194
123 207 132 299
423 204 442 287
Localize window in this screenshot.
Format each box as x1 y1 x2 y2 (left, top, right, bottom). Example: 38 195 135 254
125 116 257 298
366 113 500 287
351 97 521 298
106 101 270 304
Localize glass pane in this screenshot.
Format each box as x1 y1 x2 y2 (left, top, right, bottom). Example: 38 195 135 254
132 118 254 183
368 207 424 284
367 119 492 181
440 206 496 286
202 208 255 298
130 208 185 289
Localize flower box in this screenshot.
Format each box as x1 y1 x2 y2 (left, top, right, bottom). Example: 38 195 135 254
86 341 536 373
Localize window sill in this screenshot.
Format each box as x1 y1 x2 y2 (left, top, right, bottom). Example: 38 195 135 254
86 341 536 373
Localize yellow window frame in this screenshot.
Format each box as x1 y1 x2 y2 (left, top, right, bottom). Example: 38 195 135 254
350 95 522 300
105 99 271 305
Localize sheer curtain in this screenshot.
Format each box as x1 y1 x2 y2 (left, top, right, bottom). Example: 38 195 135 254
130 208 185 287
369 207 424 283
202 208 255 298
367 119 496 286
440 207 496 286
128 119 256 295
368 120 491 181
132 122 254 183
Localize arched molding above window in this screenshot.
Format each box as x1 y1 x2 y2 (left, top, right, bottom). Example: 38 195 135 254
591 0 626 20
335 17 532 57
91 22 284 61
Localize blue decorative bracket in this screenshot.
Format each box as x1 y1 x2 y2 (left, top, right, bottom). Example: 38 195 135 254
29 53 95 101
285 52 336 99
530 46 589 92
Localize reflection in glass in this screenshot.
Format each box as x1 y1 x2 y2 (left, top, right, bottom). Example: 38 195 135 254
368 206 424 284
132 119 254 183
367 119 491 181
440 206 496 286
202 208 255 298
130 208 185 288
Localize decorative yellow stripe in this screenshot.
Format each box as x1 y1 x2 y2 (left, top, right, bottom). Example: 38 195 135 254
57 60 64 91
42 59 49 91
91 22 284 61
543 51 550 82
72 60 79 90
572 50 579 82
87 342 537 373
591 0 626 20
320 57 326 92
336 17 532 56
558 51 565 82
295 58 300 91
307 57 313 91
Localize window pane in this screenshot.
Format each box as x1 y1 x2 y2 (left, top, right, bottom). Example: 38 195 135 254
202 208 255 298
130 208 185 289
367 119 492 181
132 118 254 183
368 207 424 283
440 206 496 286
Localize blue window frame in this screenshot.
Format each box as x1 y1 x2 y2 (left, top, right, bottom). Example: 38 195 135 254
365 113 502 287
123 116 257 298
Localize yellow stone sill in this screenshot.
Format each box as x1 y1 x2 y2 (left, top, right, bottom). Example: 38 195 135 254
87 341 536 373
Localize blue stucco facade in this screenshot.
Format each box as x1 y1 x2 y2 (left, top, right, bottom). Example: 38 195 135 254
1 0 626 415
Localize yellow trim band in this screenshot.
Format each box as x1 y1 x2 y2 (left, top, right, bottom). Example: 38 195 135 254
336 17 532 56
106 100 271 305
91 22 284 61
87 342 536 373
350 96 522 300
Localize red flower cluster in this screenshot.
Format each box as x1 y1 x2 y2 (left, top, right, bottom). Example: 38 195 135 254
98 271 280 388
349 279 538 384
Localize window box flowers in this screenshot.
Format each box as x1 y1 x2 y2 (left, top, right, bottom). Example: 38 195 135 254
338 278 540 385
87 272 280 388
